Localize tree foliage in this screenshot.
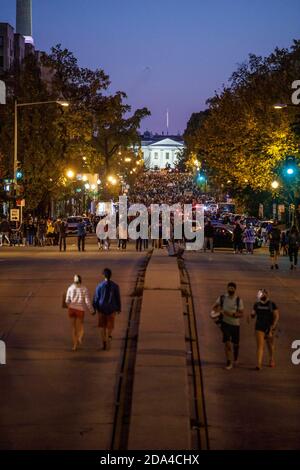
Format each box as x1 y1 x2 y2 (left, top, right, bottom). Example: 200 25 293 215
185 40 300 206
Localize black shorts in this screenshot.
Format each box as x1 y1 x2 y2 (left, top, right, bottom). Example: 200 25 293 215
221 322 240 344
255 322 272 335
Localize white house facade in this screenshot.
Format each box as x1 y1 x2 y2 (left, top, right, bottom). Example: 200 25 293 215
141 134 185 170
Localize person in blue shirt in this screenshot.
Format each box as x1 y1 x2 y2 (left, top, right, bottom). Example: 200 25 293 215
93 268 121 350
77 218 86 252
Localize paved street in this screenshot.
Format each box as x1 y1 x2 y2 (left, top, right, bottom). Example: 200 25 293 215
0 241 146 450
186 249 300 450
0 244 300 450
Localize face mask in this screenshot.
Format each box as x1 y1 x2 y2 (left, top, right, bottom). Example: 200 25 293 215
260 296 267 302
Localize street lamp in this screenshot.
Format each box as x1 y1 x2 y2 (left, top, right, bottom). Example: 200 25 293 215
66 169 75 179
271 180 279 190
273 103 298 110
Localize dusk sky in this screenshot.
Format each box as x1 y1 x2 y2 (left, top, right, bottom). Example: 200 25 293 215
1 0 299 133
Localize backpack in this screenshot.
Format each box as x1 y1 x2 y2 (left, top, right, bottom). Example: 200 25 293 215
220 294 240 312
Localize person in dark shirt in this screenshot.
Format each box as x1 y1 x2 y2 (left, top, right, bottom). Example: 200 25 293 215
93 268 121 350
77 219 86 252
233 223 243 254
287 225 300 270
204 220 214 252
250 289 280 370
268 220 281 270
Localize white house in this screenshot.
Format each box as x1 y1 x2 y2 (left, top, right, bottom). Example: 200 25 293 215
141 133 185 170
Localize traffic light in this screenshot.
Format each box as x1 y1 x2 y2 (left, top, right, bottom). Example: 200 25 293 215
15 162 24 182
284 155 298 177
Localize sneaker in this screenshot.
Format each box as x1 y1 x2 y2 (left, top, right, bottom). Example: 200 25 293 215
255 366 262 371
225 362 233 370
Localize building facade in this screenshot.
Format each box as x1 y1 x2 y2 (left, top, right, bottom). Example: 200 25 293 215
141 132 185 170
16 0 33 44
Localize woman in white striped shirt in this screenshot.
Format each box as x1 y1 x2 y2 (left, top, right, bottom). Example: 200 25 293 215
66 275 94 351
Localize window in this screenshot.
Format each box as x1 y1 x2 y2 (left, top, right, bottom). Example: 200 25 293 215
0 56 4 67
0 36 4 47
154 152 158 159
165 152 170 160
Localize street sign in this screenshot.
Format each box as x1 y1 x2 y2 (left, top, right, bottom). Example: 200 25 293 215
16 199 25 207
10 209 20 222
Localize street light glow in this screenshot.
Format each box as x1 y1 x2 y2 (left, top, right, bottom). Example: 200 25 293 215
56 100 70 107
66 170 75 179
82 175 88 182
287 168 294 175
271 180 279 189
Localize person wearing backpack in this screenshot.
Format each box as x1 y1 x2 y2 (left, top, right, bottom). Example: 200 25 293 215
93 268 121 351
249 289 280 370
211 282 244 370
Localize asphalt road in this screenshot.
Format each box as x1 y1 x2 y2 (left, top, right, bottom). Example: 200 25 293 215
0 241 146 450
1 242 300 450
186 249 300 450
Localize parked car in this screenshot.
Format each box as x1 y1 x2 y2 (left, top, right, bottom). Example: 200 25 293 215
66 216 82 236
213 224 263 249
83 217 93 233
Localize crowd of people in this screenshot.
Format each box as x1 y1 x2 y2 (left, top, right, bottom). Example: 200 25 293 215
130 170 205 206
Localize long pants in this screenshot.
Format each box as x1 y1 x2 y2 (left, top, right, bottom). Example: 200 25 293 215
78 235 85 251
245 242 253 253
27 234 34 245
233 241 243 252
59 236 67 251
289 247 298 266
204 237 214 251
136 238 142 251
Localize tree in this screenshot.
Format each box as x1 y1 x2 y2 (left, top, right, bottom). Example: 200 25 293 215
185 40 300 211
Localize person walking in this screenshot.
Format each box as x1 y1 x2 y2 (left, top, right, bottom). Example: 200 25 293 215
65 274 94 351
0 217 11 246
211 282 244 370
243 224 256 254
204 220 214 253
232 222 243 254
249 289 280 370
268 220 281 270
93 268 121 351
287 225 300 270
37 218 46 247
77 218 86 252
59 218 68 252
